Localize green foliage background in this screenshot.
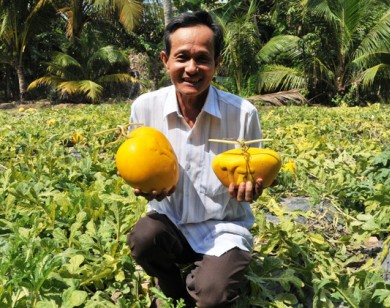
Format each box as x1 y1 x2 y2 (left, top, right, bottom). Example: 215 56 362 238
0 103 389 307
1 0 389 105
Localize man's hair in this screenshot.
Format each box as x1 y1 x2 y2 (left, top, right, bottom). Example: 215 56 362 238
163 10 224 61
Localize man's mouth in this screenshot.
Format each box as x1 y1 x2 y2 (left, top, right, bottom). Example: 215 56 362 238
182 77 201 84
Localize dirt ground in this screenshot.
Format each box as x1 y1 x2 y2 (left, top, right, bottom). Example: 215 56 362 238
0 99 92 111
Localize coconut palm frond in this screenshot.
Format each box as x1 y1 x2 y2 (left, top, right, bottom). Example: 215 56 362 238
258 65 306 92
97 73 136 84
306 0 371 53
341 0 370 38
359 64 389 88
78 80 104 102
58 80 103 102
248 90 307 106
57 0 143 39
91 0 107 9
51 52 82 69
0 11 14 44
27 76 64 90
353 51 390 69
332 0 367 53
43 52 85 80
47 62 85 80
257 35 301 62
87 45 130 80
305 0 340 25
89 45 129 66
114 0 143 33
355 10 390 57
58 80 82 96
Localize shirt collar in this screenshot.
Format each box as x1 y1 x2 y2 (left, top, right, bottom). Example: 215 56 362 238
163 85 222 119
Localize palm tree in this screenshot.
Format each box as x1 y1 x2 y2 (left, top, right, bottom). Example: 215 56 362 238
257 0 390 103
0 0 56 102
162 0 172 26
215 0 263 95
27 41 135 103
212 0 306 104
256 35 306 93
305 0 389 97
56 0 143 40
129 0 166 90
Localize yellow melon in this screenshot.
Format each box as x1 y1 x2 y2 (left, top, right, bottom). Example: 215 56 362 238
116 127 179 194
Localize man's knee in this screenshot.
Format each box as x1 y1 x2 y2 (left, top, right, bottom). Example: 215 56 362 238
191 276 238 307
186 249 251 307
127 215 163 260
127 212 182 262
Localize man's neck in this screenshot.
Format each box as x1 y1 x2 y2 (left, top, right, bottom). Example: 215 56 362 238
176 88 209 128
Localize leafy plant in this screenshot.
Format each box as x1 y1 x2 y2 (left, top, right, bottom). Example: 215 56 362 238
0 103 389 307
252 0 390 104
27 43 135 103
56 0 143 40
0 0 57 101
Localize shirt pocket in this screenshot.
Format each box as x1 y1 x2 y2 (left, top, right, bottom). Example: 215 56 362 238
199 149 227 197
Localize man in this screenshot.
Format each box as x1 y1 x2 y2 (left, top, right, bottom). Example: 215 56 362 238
127 10 264 308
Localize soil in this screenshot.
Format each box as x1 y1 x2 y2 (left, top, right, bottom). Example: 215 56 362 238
276 197 389 281
0 99 90 110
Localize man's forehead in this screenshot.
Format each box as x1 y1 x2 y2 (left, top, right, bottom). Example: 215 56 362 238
170 26 214 48
170 25 214 39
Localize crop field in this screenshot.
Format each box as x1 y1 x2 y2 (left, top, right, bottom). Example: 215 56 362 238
0 103 389 307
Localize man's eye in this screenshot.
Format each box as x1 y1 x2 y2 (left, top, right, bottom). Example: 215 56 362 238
197 56 211 63
177 55 187 62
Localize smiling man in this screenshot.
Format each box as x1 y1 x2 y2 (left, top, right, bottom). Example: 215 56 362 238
127 11 263 308
160 23 218 128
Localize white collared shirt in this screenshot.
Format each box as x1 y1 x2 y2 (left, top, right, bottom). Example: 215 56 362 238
129 85 262 256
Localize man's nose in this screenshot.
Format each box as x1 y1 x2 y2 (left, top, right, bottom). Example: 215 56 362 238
186 59 198 74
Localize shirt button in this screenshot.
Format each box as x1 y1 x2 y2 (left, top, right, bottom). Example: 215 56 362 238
185 164 190 171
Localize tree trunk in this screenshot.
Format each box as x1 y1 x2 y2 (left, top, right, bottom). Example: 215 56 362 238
15 61 26 102
70 0 85 40
162 0 172 26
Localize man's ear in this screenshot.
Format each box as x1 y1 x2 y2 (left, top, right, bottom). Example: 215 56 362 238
161 51 169 69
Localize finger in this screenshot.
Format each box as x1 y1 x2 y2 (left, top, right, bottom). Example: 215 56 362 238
134 188 152 201
148 190 159 201
254 178 264 198
229 183 236 199
134 188 142 196
167 185 176 196
237 182 246 201
156 189 168 201
245 181 253 202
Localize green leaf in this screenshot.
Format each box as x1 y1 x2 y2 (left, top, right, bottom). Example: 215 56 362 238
280 269 305 290
309 233 325 245
275 293 298 305
373 289 390 307
36 300 59 308
63 255 85 275
62 288 88 308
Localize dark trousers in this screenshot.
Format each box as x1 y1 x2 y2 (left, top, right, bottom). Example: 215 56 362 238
127 211 251 308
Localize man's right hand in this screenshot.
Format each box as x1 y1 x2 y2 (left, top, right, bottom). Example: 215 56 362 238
229 179 263 202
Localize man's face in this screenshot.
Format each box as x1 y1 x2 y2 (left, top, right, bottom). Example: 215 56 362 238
161 25 220 101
